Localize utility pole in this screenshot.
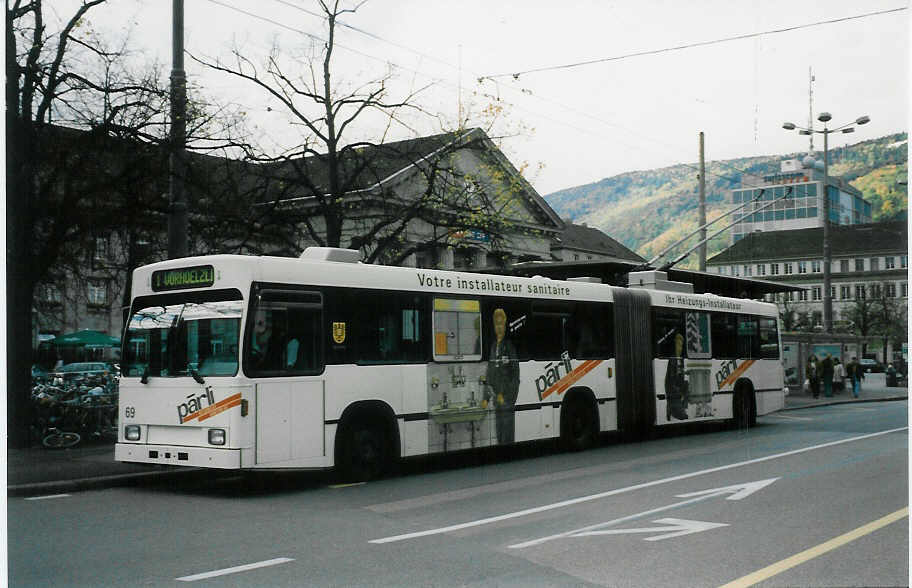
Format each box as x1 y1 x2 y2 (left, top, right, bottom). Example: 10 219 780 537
168 0 188 259
698 131 706 271
808 68 815 154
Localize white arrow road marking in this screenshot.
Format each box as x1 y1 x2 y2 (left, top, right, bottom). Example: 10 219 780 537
370 427 905 545
572 518 729 542
508 478 778 549
675 477 779 501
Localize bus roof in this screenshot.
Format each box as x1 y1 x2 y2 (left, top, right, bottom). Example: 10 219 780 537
132 253 777 317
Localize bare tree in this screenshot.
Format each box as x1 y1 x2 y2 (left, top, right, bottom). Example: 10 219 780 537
191 0 532 264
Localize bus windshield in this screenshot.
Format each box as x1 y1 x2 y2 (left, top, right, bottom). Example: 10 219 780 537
124 291 244 378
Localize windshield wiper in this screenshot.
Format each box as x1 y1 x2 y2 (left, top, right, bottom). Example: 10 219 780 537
189 367 206 385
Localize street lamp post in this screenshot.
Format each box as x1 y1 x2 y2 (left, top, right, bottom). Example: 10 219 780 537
783 113 870 333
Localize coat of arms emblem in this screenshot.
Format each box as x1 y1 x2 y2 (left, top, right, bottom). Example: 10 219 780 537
332 322 346 344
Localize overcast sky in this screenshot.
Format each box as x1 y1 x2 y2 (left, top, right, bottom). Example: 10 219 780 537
60 0 908 195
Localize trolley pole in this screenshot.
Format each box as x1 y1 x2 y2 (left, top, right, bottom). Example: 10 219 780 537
168 0 188 259
698 132 706 271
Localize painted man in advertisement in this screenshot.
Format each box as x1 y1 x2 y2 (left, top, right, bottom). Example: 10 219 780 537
665 331 689 421
485 308 519 444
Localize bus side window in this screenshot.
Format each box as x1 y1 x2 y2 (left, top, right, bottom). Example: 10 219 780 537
653 309 684 358
758 317 779 359
570 302 614 359
360 292 429 364
433 298 481 362
737 315 759 358
711 313 738 359
247 290 323 377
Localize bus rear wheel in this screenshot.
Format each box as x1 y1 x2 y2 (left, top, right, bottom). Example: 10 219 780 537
731 384 757 429
337 421 388 482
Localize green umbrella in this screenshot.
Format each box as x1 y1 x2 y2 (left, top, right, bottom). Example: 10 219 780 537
52 330 121 348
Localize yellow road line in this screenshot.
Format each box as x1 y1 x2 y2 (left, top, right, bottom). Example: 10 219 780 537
720 506 908 588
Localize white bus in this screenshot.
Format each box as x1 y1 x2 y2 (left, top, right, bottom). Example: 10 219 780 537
115 248 785 480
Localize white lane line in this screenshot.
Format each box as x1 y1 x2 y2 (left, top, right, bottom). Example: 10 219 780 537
369 426 907 544
176 558 294 582
764 414 814 421
24 494 71 501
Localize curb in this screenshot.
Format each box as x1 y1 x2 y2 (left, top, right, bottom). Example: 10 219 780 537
8 467 202 497
782 395 908 412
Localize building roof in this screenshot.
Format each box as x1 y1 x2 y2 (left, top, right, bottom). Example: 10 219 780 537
553 223 645 262
707 221 907 264
261 127 564 231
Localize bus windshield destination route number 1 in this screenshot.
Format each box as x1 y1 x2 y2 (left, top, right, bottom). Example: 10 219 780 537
115 247 786 481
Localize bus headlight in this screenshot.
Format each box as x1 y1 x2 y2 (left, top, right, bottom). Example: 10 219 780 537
124 425 141 441
208 428 226 446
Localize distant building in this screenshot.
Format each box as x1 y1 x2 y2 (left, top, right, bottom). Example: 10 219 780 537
550 222 644 263
707 221 907 358
729 158 872 244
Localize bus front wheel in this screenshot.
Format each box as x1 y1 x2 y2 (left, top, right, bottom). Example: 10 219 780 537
337 421 388 482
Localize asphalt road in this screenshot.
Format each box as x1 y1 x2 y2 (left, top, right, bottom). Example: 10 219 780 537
9 401 908 587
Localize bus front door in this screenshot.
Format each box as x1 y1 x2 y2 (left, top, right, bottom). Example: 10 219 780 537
613 289 654 434
256 379 324 464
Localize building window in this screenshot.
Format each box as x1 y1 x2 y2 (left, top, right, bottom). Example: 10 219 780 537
856 284 866 300
798 290 808 301
798 261 808 274
93 236 109 263
872 284 882 298
886 283 896 298
811 260 821 273
731 265 740 276
855 258 864 271
812 311 822 326
901 255 907 269
812 286 822 301
87 281 108 307
902 283 908 298
756 264 766 276
743 265 752 277
840 285 851 300
770 263 779 275
40 283 63 306
839 260 849 273
885 256 895 269
870 257 880 271
784 262 793 275
573 254 580 261
717 266 727 275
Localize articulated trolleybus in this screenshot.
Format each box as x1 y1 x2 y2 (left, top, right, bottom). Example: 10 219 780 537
116 248 785 480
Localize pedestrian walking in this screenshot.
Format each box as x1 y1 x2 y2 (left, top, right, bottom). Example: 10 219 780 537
846 356 864 398
821 354 834 397
833 358 846 393
807 355 820 399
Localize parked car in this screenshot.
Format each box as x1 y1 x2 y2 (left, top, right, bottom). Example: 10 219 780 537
859 358 883 373
52 361 113 384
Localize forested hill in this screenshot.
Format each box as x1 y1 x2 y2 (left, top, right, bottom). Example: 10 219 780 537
543 132 907 268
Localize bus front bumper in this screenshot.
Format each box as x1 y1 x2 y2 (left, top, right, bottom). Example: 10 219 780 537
115 443 241 469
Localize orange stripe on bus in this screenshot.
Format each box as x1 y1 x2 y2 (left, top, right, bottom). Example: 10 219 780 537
181 393 243 423
720 360 755 390
542 360 602 400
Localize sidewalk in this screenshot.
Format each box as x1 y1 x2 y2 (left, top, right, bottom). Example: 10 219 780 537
8 375 907 496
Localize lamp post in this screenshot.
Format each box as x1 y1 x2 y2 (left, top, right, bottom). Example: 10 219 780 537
783 113 870 333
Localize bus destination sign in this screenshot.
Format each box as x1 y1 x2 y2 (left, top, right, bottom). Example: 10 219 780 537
152 265 215 291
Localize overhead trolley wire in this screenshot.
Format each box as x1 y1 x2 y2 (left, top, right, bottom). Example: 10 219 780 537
203 0 832 192
479 6 908 81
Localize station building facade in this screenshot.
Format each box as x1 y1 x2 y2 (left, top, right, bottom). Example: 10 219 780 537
730 158 872 244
